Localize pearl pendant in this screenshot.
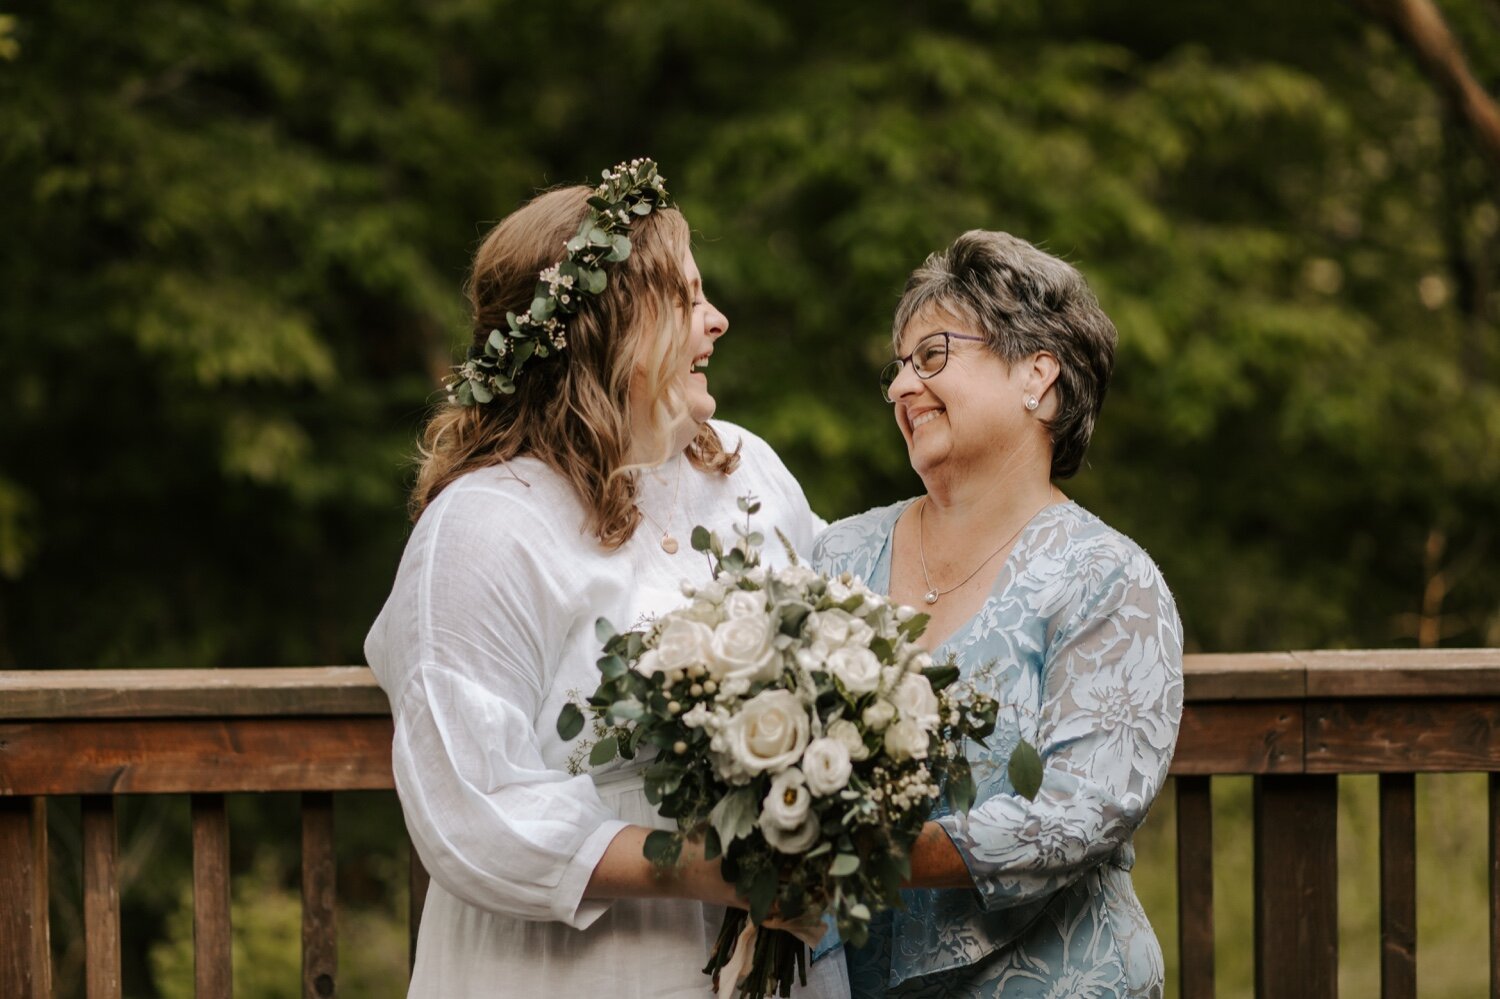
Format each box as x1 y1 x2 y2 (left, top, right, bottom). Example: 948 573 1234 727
660 534 679 555
924 589 939 605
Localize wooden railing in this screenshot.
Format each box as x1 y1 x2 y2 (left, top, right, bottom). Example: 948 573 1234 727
2 649 1499 998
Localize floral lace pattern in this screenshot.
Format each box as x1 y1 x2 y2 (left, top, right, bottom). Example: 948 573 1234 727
811 499 1184 998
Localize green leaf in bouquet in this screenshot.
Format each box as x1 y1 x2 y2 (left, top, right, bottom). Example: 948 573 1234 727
869 637 895 662
921 663 961 692
589 736 619 767
723 549 746 572
597 654 627 680
703 828 722 862
556 702 585 741
642 829 680 866
595 617 617 644
747 865 778 926
829 854 860 877
690 526 712 552
777 601 812 636
709 788 757 847
847 902 871 922
898 612 931 640
946 757 976 814
625 632 645 659
803 841 831 860
1008 739 1043 800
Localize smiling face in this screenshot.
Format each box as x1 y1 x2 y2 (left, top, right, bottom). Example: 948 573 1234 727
887 306 1028 480
680 247 727 425
627 246 728 458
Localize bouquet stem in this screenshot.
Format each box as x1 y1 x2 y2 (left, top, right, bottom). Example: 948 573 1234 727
705 909 807 999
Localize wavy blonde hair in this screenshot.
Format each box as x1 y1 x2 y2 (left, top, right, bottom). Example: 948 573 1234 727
411 186 738 546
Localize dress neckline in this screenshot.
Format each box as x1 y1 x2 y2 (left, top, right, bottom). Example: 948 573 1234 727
872 496 1077 654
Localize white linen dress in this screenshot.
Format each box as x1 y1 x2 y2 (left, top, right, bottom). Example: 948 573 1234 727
365 420 849 998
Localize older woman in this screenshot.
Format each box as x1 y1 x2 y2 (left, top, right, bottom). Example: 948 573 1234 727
812 231 1183 998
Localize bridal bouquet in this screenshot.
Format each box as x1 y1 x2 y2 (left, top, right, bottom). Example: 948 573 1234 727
557 498 1039 999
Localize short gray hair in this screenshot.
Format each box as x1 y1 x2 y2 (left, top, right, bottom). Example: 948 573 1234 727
892 230 1117 480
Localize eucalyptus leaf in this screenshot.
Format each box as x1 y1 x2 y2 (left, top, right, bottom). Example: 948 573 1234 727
556 702 584 740
597 654 627 680
1008 739 1043 800
829 854 860 877
642 829 679 865
589 735 619 767
595 618 617 644
708 788 757 846
470 382 493 404
690 526 712 552
747 865 777 925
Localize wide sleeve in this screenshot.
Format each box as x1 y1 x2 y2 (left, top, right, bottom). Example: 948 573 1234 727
380 487 628 928
936 551 1185 912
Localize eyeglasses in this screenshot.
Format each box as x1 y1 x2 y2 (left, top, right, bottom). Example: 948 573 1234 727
879 332 987 402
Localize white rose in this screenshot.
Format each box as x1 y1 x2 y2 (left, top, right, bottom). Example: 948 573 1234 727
826 646 881 694
708 616 780 684
891 674 941 730
760 810 821 854
775 565 821 590
633 649 665 678
805 610 853 647
801 738 853 796
862 700 896 732
826 718 870 762
761 767 812 828
720 689 809 775
883 718 930 761
655 617 714 673
722 589 766 619
844 616 876 649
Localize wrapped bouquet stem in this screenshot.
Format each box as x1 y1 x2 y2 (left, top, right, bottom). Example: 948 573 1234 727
558 497 1038 998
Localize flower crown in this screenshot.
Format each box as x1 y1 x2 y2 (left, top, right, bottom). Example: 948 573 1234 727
447 158 674 405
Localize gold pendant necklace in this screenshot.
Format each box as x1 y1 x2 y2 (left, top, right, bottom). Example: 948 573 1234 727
639 456 684 555
916 495 1049 604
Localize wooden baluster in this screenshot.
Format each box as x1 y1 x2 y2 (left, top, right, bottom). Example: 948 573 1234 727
1253 774 1337 999
0 796 51 999
1176 776 1215 999
1379 773 1416 998
1490 773 1500 999
409 834 429 976
192 793 232 999
82 795 122 999
302 792 337 999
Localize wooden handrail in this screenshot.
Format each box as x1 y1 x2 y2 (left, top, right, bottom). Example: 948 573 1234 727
2 649 1499 999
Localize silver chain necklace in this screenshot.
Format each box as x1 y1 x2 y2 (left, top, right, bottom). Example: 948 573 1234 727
916 495 1048 605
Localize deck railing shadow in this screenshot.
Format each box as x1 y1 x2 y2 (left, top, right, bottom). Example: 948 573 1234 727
3 649 1499 998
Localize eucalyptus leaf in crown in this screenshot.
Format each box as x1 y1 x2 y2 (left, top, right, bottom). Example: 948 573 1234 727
448 158 673 405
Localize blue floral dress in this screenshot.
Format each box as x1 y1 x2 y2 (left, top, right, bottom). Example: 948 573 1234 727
811 499 1184 999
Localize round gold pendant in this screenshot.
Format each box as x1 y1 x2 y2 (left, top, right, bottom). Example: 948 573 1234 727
660 535 679 555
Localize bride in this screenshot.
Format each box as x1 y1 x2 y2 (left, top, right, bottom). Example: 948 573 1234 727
365 161 847 997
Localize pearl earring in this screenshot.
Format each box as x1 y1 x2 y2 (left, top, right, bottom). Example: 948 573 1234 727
1024 395 1039 411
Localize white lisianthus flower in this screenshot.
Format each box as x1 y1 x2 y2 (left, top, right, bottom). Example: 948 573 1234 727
760 810 821 854
825 578 855 605
895 604 916 623
760 767 812 829
883 718 931 761
826 646 881 694
905 650 934 674
826 718 871 761
891 674 941 730
707 615 780 684
655 617 714 673
722 589 766 619
721 689 809 775
862 700 896 732
801 738 853 796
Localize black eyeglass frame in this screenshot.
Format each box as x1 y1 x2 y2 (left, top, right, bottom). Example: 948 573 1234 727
879 331 988 402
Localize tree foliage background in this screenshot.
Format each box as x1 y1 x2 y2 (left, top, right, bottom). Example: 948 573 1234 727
3 0 1499 995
